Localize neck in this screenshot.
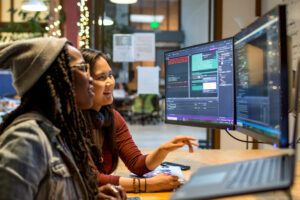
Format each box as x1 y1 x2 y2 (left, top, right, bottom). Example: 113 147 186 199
91 105 101 112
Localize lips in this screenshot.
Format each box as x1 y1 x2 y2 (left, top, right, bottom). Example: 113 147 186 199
103 91 112 95
88 85 95 97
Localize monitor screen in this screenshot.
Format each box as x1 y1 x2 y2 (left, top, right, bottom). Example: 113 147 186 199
0 70 16 98
164 38 235 129
234 5 288 147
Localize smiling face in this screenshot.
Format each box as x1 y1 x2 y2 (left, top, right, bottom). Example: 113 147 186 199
67 45 95 109
91 56 115 111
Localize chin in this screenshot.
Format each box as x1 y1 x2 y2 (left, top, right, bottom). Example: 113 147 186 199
102 101 113 106
108 99 114 105
102 98 113 106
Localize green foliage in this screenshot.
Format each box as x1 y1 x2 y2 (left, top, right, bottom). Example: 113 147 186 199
0 6 48 42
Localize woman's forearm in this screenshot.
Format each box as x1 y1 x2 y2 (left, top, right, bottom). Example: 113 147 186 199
119 177 135 192
119 177 147 192
119 173 181 193
145 147 169 170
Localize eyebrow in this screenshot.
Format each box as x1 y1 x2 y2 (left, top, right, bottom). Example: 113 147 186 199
94 70 111 76
72 62 86 66
97 70 112 74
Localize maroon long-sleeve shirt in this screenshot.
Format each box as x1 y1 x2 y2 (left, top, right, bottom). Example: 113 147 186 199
97 110 150 186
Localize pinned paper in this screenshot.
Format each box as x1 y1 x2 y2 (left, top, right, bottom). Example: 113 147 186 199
137 66 159 95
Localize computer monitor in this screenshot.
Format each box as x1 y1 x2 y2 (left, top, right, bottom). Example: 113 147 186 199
0 70 16 98
234 5 288 147
164 38 235 129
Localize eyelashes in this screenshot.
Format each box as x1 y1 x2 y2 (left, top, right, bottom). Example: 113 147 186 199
94 73 113 81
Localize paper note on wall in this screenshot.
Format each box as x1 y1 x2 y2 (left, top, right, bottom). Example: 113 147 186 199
137 66 159 94
113 34 134 62
284 0 300 70
134 33 155 61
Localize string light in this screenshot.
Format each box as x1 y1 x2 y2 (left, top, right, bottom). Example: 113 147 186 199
45 1 90 47
45 4 62 37
78 0 90 48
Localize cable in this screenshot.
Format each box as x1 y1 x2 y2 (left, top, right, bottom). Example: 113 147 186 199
225 130 266 144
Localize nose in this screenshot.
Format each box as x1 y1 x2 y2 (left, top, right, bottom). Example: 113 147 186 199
105 78 114 86
89 76 94 84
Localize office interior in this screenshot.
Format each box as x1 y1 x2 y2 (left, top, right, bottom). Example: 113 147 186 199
0 0 299 159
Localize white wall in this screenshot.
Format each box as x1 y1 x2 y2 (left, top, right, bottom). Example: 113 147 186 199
261 0 283 15
181 0 209 47
222 0 256 38
221 0 256 149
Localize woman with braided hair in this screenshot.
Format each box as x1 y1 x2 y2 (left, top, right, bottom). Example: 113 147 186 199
0 38 126 200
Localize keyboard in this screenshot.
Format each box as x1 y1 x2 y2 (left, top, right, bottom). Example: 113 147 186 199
226 156 284 189
170 154 294 200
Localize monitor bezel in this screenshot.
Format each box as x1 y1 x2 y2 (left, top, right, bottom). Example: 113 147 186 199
164 37 236 130
234 5 288 147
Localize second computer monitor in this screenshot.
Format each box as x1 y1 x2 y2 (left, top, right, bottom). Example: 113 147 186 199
234 5 288 147
164 38 235 129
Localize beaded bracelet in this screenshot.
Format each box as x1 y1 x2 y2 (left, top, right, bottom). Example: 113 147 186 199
144 178 147 192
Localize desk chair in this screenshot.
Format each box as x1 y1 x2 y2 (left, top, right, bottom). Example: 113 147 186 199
143 94 162 124
129 94 162 125
129 95 145 124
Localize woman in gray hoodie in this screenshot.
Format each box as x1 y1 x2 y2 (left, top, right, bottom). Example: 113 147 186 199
0 38 125 200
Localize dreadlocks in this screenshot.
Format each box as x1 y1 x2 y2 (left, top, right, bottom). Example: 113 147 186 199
0 45 99 200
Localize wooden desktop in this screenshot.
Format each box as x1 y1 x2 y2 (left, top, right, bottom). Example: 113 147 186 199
113 149 300 200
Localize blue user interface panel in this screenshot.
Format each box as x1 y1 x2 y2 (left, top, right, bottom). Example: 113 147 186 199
164 38 235 129
0 70 16 98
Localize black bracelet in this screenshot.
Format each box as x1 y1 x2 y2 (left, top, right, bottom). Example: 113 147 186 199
133 178 137 193
138 178 141 193
144 178 147 193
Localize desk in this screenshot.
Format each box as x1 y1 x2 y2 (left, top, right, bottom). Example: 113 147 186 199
113 149 300 200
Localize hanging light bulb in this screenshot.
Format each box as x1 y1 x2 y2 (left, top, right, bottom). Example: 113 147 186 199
22 0 47 12
110 0 138 4
98 14 114 26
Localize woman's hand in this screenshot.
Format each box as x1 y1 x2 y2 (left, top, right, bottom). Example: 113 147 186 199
159 136 198 153
147 173 182 192
97 184 127 200
146 136 198 170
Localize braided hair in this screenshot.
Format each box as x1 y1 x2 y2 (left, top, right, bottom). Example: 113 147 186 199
0 45 99 200
81 48 119 174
